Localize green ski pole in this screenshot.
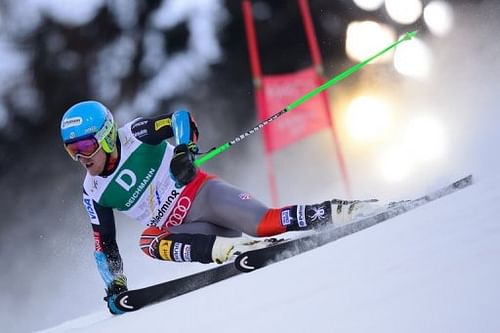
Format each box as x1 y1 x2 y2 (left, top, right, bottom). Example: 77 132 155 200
194 31 417 167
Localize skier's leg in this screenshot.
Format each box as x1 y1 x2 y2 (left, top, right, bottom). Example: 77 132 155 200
139 226 265 264
168 221 242 237
257 199 386 235
183 178 270 236
139 226 215 263
184 178 369 237
140 179 384 264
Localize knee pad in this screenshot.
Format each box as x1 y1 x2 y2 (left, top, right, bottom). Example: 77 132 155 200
140 227 216 263
139 226 171 259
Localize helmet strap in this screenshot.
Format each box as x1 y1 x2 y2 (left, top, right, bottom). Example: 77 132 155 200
100 137 120 176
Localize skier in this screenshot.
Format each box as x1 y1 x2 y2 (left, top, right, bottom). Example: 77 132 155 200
61 100 379 314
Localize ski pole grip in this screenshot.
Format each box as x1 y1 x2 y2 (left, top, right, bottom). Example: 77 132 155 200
193 144 230 167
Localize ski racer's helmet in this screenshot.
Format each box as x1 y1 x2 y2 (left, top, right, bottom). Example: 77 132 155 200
60 101 117 160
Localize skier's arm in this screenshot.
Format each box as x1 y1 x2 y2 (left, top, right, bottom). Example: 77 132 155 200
83 190 127 314
130 111 199 146
131 110 200 186
169 110 199 186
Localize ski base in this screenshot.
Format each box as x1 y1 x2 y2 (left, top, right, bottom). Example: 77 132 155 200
114 263 240 312
113 238 287 312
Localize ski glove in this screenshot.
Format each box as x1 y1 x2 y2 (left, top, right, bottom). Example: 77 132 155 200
170 143 198 187
104 275 128 315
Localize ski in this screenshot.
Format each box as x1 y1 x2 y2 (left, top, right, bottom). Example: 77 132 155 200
235 174 473 273
114 262 241 312
112 237 288 312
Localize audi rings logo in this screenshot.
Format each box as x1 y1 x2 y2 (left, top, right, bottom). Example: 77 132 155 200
165 196 191 227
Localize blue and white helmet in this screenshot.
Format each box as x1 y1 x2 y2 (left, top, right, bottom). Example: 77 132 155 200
60 100 117 153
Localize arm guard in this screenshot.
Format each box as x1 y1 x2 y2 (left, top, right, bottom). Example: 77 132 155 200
83 190 126 287
93 230 126 286
131 111 199 146
172 109 194 145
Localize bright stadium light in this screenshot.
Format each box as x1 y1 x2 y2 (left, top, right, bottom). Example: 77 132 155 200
378 146 413 183
424 1 454 37
344 95 393 142
404 115 446 163
384 0 423 25
345 21 396 63
393 37 432 80
378 114 446 182
352 0 384 11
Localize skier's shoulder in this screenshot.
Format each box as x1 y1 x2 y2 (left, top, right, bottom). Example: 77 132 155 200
126 115 175 146
117 118 144 150
118 118 141 138
82 173 105 201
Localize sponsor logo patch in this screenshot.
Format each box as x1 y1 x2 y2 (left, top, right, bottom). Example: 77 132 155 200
91 179 99 192
61 117 82 129
148 189 181 227
281 209 292 226
173 243 183 262
159 240 172 261
84 126 97 134
116 169 138 192
93 232 103 252
154 118 171 131
134 129 148 138
165 196 191 227
239 192 251 200
116 168 156 208
83 198 97 220
308 204 327 222
155 189 161 206
297 205 307 228
132 120 148 129
183 245 192 262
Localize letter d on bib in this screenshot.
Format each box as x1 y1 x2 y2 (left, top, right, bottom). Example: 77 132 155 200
116 169 137 191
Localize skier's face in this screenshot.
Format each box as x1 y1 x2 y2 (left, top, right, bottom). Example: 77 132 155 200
77 148 106 176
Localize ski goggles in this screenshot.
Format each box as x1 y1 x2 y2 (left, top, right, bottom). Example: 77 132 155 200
64 136 102 161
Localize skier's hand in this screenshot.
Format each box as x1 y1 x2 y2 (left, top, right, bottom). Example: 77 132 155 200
170 143 197 187
103 276 128 315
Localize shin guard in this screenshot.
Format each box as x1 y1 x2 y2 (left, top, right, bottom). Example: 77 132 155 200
139 227 216 263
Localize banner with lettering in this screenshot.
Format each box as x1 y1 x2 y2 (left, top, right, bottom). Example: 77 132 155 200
259 67 330 152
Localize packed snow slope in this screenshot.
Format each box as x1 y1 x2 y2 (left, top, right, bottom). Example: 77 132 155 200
40 172 500 333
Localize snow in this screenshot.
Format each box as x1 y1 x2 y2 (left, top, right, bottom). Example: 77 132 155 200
36 174 500 332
